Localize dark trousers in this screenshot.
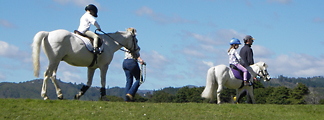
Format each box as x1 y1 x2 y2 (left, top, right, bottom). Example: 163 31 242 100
123 59 141 101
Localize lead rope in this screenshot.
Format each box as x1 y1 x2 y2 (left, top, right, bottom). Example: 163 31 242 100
140 62 146 85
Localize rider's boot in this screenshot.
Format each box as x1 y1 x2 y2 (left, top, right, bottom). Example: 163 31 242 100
244 80 249 86
93 47 100 54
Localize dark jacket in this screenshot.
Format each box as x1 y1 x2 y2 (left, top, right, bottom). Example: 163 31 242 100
239 44 254 67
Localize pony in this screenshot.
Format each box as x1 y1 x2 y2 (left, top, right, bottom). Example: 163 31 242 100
32 28 139 100
201 62 271 104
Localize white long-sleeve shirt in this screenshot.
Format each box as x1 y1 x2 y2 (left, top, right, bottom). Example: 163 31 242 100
77 12 101 34
228 48 242 65
124 47 140 60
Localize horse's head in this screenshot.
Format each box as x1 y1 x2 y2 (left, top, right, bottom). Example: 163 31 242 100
255 62 271 82
124 27 139 52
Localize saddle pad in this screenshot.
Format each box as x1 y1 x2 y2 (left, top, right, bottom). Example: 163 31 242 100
230 68 251 80
72 33 104 53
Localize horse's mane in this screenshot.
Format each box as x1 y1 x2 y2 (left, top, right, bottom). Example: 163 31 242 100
108 28 136 36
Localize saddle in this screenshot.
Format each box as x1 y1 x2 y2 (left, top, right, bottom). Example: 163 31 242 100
74 30 103 67
229 64 251 80
74 30 103 47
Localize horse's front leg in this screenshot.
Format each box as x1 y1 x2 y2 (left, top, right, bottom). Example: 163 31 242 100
247 87 255 104
236 88 246 104
99 65 109 101
74 67 95 100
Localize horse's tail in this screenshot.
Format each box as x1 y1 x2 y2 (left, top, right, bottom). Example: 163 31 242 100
201 66 217 100
32 31 49 77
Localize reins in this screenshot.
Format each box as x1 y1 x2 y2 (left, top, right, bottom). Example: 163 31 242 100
140 62 147 85
97 30 137 53
97 30 147 84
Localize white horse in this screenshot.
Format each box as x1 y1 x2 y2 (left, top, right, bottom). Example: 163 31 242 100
32 28 139 100
201 62 271 104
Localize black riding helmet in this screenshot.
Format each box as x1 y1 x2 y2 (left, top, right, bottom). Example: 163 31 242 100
85 4 98 17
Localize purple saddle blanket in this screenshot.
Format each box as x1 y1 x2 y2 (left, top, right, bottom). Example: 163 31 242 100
230 67 251 80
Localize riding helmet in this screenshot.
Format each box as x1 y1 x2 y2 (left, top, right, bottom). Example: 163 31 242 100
229 38 241 45
85 4 98 17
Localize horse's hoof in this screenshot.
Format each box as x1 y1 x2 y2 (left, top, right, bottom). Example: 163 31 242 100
44 96 49 100
74 94 81 100
58 96 63 100
100 96 109 101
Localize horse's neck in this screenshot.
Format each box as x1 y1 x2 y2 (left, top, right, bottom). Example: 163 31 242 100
249 64 260 77
101 33 128 53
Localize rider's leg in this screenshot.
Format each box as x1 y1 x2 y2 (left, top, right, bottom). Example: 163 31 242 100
84 30 100 53
235 64 248 84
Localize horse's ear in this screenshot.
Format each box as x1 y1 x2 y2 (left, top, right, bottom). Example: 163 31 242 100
127 27 137 36
132 28 137 36
263 62 268 68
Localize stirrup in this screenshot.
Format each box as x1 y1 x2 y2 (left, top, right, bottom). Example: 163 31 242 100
93 47 100 54
244 81 249 86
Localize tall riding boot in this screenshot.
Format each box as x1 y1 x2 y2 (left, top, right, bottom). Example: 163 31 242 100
93 38 101 54
100 87 109 101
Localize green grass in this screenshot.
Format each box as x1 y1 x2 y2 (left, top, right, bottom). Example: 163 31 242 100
0 98 323 120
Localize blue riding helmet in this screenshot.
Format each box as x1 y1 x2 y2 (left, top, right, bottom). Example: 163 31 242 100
229 38 241 45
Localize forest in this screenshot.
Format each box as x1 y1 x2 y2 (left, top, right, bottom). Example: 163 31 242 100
0 75 324 104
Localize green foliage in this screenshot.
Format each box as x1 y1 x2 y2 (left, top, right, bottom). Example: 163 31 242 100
254 87 274 104
148 91 174 103
290 83 309 104
319 99 324 104
267 86 292 104
174 86 205 103
220 88 236 103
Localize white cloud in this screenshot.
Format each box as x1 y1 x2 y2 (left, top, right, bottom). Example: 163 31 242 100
61 71 82 83
141 50 170 70
264 53 324 77
203 61 214 67
134 6 196 24
0 41 20 57
267 0 293 4
313 17 324 23
0 72 6 81
53 0 100 8
182 29 246 46
0 18 16 28
181 47 205 58
0 41 28 59
253 45 275 58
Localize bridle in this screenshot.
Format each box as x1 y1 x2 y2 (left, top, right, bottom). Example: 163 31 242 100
256 67 270 81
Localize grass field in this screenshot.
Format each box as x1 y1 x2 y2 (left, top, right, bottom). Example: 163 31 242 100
1 98 323 120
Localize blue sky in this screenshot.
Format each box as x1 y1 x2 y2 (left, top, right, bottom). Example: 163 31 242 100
0 0 324 90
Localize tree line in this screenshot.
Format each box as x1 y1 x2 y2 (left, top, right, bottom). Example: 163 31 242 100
1 76 324 104
126 81 324 104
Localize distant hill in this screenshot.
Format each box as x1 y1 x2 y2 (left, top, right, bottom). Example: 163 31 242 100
1 75 324 100
0 79 152 101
